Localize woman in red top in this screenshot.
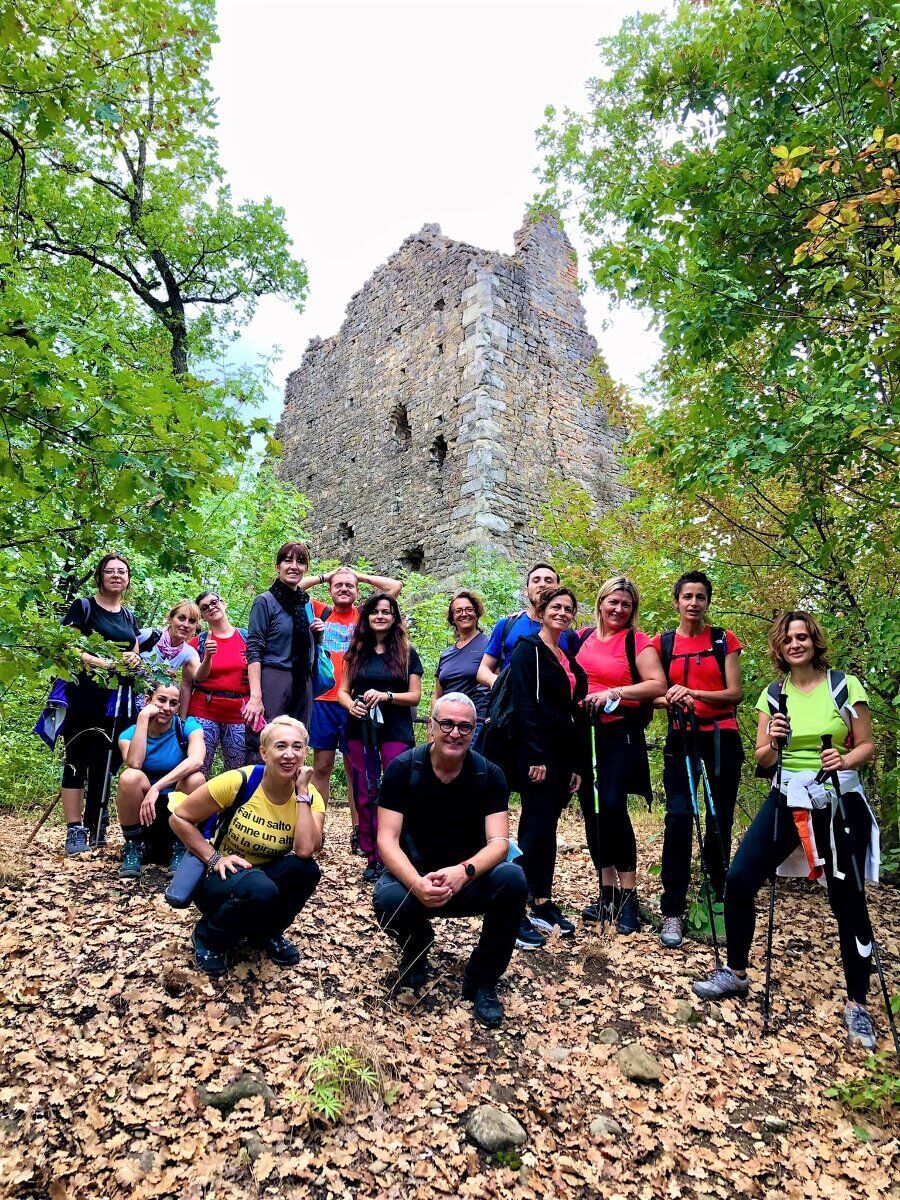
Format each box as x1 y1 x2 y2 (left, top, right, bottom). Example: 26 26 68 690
575 576 666 934
186 592 250 776
651 571 743 950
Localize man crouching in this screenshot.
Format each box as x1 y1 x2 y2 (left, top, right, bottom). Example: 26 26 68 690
374 692 527 1028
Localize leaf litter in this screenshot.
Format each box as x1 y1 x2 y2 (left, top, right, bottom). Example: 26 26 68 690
0 807 898 1198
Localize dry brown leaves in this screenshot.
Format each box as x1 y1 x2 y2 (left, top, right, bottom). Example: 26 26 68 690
0 807 898 1199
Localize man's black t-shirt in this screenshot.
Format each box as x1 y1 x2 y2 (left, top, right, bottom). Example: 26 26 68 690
345 645 424 745
378 748 509 874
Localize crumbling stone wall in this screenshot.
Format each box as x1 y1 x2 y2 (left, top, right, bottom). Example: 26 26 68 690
277 213 623 579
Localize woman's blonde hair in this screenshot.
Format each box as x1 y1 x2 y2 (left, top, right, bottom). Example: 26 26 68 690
167 598 201 626
594 575 640 629
260 715 309 751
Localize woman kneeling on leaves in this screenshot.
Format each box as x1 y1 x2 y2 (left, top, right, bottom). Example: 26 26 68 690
693 611 880 1051
169 715 325 978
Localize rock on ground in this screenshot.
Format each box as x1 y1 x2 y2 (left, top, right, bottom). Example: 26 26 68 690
616 1043 663 1084
466 1105 527 1152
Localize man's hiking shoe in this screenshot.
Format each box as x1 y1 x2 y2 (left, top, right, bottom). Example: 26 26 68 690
844 1003 877 1050
582 896 604 922
166 845 186 877
192 929 227 978
515 916 546 951
616 889 641 935
362 863 384 884
118 839 143 880
530 901 576 937
692 966 749 1001
64 824 90 857
462 977 504 1028
258 935 301 967
660 916 684 949
349 825 361 856
396 951 429 992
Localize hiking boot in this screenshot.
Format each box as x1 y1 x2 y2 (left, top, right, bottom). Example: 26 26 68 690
191 929 227 978
118 838 143 880
462 977 504 1028
515 916 546 951
349 825 362 856
582 896 603 922
616 889 641 935
692 966 750 1001
258 935 301 967
396 950 429 992
844 1003 877 1051
362 863 384 884
166 844 186 877
660 916 684 949
530 901 576 938
583 885 615 923
64 824 90 857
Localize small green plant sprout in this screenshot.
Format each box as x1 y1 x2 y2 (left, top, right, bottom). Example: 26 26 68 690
825 1053 900 1121
301 1042 392 1124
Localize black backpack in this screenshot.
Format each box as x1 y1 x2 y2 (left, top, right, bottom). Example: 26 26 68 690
578 626 654 728
659 626 729 687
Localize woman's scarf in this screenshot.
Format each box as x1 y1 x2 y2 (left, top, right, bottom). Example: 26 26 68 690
154 627 183 662
269 578 311 684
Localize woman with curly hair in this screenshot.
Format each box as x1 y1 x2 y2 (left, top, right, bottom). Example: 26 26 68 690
432 589 490 749
337 592 423 881
693 611 879 1052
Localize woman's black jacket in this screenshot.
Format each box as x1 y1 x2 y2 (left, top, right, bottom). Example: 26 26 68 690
509 633 587 780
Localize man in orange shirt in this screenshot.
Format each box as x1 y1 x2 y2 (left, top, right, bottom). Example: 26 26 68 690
307 567 403 852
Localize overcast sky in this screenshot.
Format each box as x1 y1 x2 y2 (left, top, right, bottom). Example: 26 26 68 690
209 0 669 416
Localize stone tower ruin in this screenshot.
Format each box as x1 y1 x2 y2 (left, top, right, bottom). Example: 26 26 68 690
277 213 623 579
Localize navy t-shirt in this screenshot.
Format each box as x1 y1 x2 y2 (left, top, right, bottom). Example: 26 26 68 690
346 645 424 745
63 597 140 709
484 612 576 671
436 632 490 722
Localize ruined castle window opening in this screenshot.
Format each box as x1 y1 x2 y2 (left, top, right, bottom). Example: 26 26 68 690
393 324 403 336
390 403 412 449
338 521 354 542
400 546 425 572
430 434 447 470
436 342 443 355
434 298 445 311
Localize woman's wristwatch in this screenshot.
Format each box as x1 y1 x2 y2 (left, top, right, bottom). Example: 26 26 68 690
386 691 394 703
296 793 313 806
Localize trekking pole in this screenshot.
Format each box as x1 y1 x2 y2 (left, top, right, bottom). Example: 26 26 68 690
95 683 124 845
762 691 789 1029
821 735 900 1058
673 704 721 968
591 714 606 930
687 709 729 884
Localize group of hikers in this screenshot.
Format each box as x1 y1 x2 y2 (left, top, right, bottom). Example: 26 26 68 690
44 545 886 1046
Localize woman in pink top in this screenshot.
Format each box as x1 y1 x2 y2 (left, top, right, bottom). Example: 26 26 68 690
575 576 666 934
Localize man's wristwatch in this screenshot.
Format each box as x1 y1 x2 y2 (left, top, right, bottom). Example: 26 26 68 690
463 861 476 879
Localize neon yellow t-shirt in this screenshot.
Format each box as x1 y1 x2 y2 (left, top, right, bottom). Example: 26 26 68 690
170 770 325 866
755 674 868 773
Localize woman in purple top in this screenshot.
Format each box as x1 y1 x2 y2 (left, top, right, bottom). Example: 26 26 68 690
433 589 490 748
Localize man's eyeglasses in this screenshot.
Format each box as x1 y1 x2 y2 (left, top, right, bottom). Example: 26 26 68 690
432 718 475 736
199 596 221 613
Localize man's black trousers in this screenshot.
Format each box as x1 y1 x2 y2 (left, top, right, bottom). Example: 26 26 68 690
373 862 528 988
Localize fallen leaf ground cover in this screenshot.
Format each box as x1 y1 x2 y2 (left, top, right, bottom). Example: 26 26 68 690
1 807 898 1199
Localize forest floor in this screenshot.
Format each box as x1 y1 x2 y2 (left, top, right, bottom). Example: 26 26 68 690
1 805 898 1200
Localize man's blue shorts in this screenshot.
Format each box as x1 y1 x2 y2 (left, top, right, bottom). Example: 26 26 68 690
309 699 349 754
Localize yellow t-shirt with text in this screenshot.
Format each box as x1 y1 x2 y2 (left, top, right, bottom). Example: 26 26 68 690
170 769 325 866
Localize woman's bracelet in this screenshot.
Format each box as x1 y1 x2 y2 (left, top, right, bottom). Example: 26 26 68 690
206 850 222 874
296 793 313 806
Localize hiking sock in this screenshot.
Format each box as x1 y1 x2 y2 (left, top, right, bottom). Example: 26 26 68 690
122 824 143 842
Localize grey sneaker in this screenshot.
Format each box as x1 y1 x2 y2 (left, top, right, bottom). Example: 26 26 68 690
65 824 90 856
660 916 684 949
692 966 750 1000
844 1003 877 1051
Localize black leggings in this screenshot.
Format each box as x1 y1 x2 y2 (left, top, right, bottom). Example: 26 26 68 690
578 723 641 874
194 854 321 952
61 693 129 833
660 727 743 917
724 790 874 1003
517 763 571 900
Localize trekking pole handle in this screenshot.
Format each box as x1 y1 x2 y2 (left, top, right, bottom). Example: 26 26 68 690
814 735 832 785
